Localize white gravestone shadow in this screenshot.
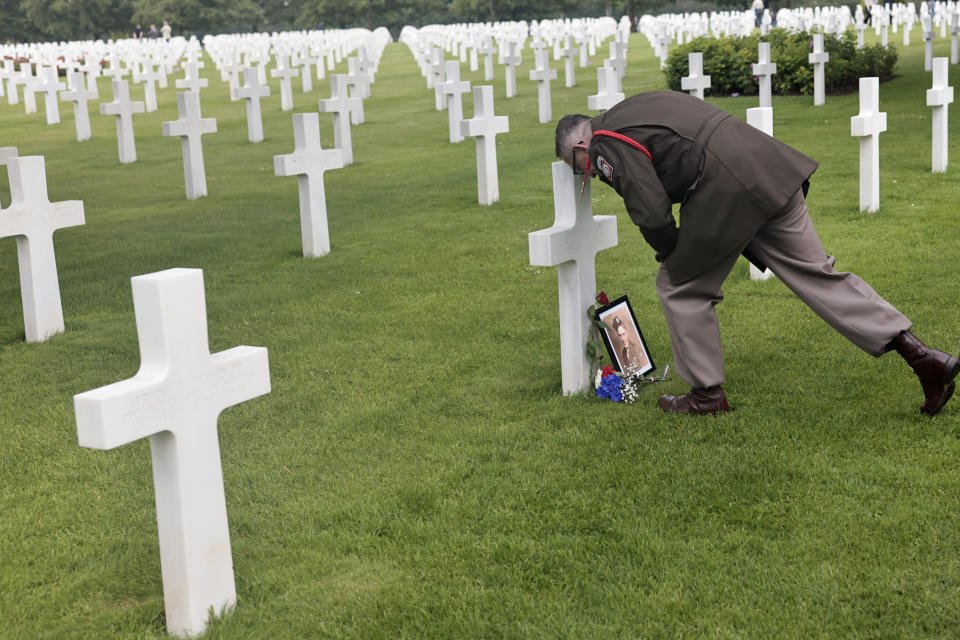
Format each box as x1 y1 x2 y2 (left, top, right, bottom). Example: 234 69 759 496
74 268 270 639
0 155 84 342
529 162 617 395
274 112 344 257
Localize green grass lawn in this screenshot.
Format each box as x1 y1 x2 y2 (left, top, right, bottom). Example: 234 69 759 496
1 27 959 639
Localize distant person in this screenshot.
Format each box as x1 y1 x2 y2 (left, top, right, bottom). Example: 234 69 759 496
752 0 764 27
133 23 143 39
148 24 159 39
317 20 325 31
161 20 172 41
863 0 874 25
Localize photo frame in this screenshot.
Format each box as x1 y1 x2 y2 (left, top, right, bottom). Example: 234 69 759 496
594 295 655 377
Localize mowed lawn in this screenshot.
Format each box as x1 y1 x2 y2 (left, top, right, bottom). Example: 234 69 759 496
1 25 959 639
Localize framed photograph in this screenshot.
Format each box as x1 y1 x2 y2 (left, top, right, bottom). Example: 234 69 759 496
594 295 655 377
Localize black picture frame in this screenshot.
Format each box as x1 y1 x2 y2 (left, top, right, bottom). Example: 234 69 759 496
594 295 655 377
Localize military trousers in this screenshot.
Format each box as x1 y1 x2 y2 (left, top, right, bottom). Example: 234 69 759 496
656 188 912 389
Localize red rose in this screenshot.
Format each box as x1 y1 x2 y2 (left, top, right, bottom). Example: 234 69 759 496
601 365 615 378
596 291 610 306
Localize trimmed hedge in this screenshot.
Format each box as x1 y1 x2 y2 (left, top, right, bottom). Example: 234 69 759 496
664 29 898 97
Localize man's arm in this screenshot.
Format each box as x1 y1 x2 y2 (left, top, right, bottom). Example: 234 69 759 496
593 138 678 261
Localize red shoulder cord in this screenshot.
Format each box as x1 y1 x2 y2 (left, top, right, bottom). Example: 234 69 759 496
582 130 653 191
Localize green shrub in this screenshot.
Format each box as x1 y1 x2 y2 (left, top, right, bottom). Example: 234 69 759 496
664 29 898 97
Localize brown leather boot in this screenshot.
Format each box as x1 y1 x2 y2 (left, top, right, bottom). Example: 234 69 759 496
658 385 730 415
891 330 960 416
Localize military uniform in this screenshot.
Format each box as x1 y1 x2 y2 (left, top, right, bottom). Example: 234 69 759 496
589 91 911 388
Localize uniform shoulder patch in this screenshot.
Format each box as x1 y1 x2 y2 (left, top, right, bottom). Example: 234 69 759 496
597 155 614 180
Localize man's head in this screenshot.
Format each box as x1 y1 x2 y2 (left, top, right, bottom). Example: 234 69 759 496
555 114 593 173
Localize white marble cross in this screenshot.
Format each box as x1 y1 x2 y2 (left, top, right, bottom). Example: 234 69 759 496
100 79 145 164
529 49 558 124
175 61 208 93
809 33 829 106
745 107 775 280
298 53 316 93
162 92 217 200
74 267 270 639
344 58 369 125
576 33 590 68
273 113 345 257
3 60 19 105
561 36 577 87
437 61 470 143
479 39 497 81
850 77 887 213
855 14 868 48
608 40 628 81
503 42 521 98
20 64 38 114
923 17 934 71
271 53 299 111
35 66 65 125
60 71 96 141
139 64 162 112
951 12 959 65
681 52 711 100
587 66 624 112
926 57 953 173
222 58 244 101
0 155 84 342
461 85 509 205
347 56 371 99
78 58 101 97
528 162 617 395
318 74 360 165
233 67 270 143
754 42 777 108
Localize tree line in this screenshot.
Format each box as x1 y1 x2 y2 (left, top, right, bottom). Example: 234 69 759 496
0 0 705 44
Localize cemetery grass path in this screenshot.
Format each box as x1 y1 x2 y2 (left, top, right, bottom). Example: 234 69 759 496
1 29 959 639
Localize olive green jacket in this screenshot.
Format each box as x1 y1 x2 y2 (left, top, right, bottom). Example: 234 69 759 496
589 91 818 284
